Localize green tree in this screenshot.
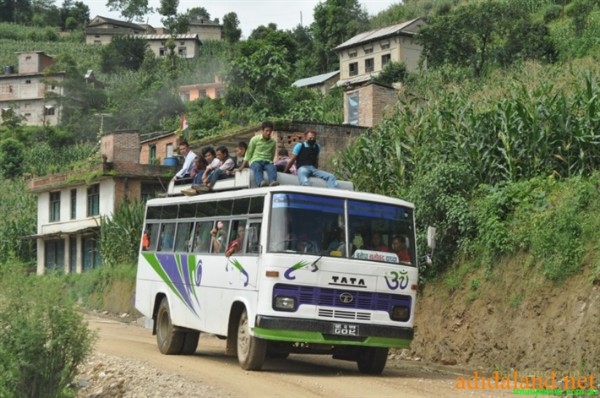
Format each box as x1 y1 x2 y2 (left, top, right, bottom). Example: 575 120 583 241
418 1 535 76
222 11 241 44
61 0 90 30
0 266 96 397
185 6 210 20
373 61 407 86
100 35 148 73
106 0 151 22
290 24 318 78
0 0 32 23
311 0 368 73
226 43 292 119
248 24 298 67
0 138 24 179
159 0 189 34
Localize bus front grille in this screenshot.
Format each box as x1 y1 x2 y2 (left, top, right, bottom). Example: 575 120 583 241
318 309 371 320
274 283 412 315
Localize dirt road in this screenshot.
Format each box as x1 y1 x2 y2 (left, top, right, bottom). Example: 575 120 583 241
85 315 515 398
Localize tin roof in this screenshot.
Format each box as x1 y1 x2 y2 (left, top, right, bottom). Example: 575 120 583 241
333 18 425 52
292 70 340 88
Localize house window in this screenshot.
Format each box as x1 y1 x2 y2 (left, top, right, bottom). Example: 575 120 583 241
159 48 166 57
44 239 65 273
178 47 187 57
150 145 157 164
382 54 391 67
25 79 31 84
365 58 374 73
180 92 190 102
50 191 61 222
94 40 101 44
70 189 77 219
198 89 207 98
180 41 185 45
347 92 359 125
87 184 99 217
364 48 373 54
44 105 55 116
95 35 100 38
348 51 357 58
166 143 174 157
349 62 358 77
216 88 224 98
381 43 390 50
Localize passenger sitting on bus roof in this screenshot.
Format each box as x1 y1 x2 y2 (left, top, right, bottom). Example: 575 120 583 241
227 141 247 176
283 129 338 188
275 148 296 175
391 235 411 263
236 121 279 187
175 140 197 182
190 156 207 186
368 232 390 252
225 225 246 257
195 145 235 193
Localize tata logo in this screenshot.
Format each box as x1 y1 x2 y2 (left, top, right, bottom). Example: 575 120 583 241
330 275 367 288
339 292 354 304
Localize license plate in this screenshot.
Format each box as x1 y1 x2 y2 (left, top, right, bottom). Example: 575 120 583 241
331 323 359 336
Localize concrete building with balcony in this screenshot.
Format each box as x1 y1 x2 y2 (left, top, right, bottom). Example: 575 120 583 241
0 51 64 126
26 131 173 275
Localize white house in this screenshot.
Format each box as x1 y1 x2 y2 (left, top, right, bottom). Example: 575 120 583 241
26 131 173 274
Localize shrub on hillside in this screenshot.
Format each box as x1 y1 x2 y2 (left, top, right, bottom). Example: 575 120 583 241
0 264 96 398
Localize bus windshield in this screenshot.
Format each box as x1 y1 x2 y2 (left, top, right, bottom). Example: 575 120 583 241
268 192 415 265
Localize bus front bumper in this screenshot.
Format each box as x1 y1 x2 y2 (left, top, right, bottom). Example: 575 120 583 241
254 315 414 348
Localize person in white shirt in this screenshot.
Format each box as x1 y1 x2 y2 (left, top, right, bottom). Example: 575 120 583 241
175 140 197 180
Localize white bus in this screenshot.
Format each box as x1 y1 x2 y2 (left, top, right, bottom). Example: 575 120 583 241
135 172 418 374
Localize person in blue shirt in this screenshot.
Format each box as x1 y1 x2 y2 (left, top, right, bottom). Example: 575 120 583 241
283 129 339 188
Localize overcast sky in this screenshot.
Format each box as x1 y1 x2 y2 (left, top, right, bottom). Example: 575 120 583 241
85 0 400 38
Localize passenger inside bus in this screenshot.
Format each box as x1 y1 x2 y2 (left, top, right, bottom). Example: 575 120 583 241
225 224 246 257
210 220 227 253
391 235 411 264
368 232 390 252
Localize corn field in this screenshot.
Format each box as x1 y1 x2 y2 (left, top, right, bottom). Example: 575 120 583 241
337 65 600 194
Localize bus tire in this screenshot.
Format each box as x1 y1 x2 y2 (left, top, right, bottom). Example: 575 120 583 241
181 331 200 355
156 298 184 355
236 309 266 370
356 347 388 375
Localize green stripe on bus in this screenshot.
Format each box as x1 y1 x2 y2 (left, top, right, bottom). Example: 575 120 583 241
253 327 412 348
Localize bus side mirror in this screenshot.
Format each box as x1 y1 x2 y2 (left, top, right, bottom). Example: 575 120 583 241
427 226 436 250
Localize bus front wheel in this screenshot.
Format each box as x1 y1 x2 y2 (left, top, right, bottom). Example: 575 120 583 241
236 309 266 370
356 347 389 375
156 298 184 355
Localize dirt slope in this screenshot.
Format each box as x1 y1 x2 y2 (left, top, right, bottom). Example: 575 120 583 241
410 256 600 378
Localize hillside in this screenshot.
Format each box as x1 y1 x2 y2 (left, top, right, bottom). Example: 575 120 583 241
412 257 599 374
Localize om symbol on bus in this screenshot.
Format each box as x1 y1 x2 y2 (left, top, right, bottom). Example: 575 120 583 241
384 270 409 290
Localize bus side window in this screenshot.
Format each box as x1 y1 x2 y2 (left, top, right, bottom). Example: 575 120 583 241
174 222 193 252
247 222 262 254
158 223 175 252
191 221 212 253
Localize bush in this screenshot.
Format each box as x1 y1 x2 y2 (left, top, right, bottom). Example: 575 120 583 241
544 4 562 23
0 263 96 398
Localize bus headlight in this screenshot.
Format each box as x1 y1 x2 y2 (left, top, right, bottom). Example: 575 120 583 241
273 296 296 311
390 305 410 321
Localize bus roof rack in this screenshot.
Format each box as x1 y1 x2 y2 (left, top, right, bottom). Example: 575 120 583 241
166 169 354 196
